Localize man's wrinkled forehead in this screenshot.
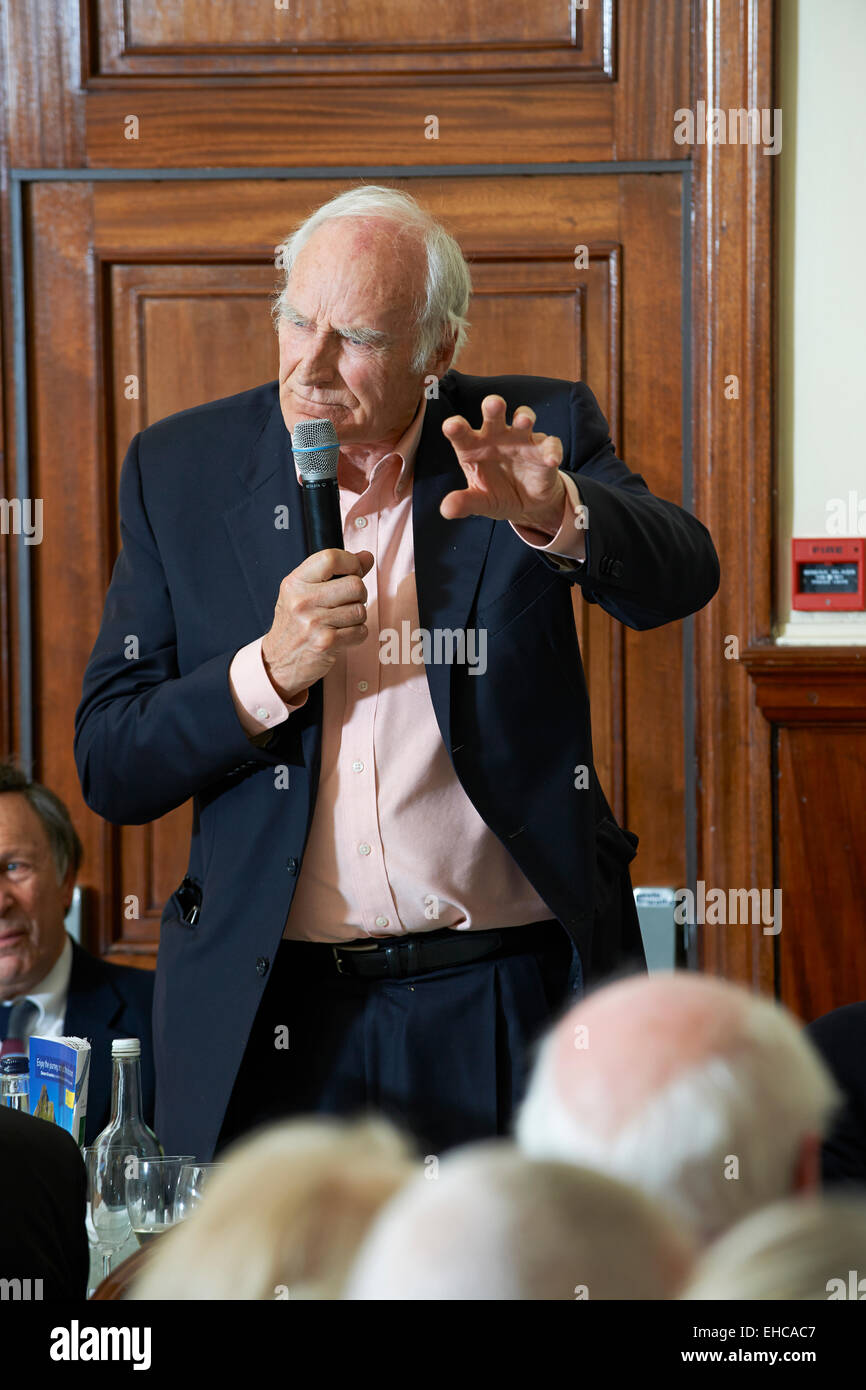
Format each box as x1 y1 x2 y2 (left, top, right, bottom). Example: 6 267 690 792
289 217 425 320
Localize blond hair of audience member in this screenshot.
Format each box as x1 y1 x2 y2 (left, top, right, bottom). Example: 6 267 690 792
344 1141 694 1300
682 1193 866 1299
129 1116 416 1300
516 972 841 1245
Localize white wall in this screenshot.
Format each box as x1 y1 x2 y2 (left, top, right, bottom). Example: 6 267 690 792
776 0 866 643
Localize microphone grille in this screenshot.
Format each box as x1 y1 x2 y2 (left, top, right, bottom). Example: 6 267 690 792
292 418 340 481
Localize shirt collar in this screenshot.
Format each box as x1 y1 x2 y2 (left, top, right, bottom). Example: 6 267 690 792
15 932 74 1030
292 397 428 504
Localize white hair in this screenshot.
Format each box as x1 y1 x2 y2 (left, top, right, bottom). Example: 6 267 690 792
272 184 471 372
128 1116 416 1301
682 1193 866 1300
344 1141 694 1300
516 982 842 1246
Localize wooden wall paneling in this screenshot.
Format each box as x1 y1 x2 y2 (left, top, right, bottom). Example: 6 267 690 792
618 172 685 886
615 0 690 159
82 0 688 167
690 0 776 992
93 0 613 79
1 2 86 168
776 725 866 1020
84 85 617 169
743 647 866 1019
25 180 117 955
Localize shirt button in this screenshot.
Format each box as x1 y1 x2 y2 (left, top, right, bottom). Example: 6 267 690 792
256 957 270 976
256 708 270 721
352 760 364 772
354 516 368 529
358 843 371 856
286 857 298 874
357 680 369 692
375 915 389 928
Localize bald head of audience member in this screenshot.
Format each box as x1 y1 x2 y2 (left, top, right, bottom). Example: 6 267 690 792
345 1142 694 1300
516 972 841 1245
128 1116 416 1300
682 1192 866 1300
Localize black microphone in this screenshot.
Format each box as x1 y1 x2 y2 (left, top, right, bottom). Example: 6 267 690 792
291 418 344 556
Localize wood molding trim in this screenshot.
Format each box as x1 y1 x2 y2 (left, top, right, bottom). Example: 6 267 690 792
690 0 777 990
742 646 866 723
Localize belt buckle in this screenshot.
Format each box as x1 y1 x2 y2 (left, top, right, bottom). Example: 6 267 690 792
332 941 379 976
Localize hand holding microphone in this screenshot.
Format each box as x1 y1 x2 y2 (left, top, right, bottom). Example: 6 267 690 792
261 419 373 702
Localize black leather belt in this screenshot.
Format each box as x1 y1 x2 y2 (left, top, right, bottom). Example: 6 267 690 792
329 920 564 981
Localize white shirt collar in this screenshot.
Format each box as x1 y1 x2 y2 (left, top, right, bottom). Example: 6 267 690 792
20 932 74 1035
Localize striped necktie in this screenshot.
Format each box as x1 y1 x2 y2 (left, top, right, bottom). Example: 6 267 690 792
0 998 40 1044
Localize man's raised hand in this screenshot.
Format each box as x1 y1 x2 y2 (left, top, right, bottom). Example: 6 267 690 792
440 394 566 536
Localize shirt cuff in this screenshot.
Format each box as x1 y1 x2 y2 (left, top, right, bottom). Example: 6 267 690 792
229 637 307 738
509 473 587 567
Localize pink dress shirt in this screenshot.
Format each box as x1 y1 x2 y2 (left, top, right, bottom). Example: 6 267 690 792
228 399 588 943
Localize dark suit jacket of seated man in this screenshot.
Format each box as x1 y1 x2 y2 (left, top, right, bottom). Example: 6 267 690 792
0 1106 90 1300
73 188 720 1163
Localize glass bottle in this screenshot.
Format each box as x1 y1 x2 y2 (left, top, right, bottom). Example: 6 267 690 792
0 1054 30 1113
86 1038 162 1269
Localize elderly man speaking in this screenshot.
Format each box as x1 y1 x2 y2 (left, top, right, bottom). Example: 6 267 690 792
75 186 719 1161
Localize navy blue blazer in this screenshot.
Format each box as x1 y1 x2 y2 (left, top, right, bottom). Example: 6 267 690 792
63 937 156 1146
74 371 720 1160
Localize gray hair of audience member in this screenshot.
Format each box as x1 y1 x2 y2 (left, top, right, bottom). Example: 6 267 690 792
515 972 842 1246
128 1116 417 1300
272 184 472 373
0 761 83 883
682 1193 866 1300
344 1141 695 1300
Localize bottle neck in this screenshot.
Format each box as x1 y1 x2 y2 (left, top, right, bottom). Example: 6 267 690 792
109 1054 143 1124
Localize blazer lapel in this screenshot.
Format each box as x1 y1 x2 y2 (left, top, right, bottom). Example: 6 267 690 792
412 387 495 755
223 389 307 634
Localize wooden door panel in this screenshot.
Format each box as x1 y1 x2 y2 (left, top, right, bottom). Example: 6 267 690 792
96 0 612 77
27 174 683 964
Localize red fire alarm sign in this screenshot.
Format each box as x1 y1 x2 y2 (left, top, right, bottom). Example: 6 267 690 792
792 538 865 611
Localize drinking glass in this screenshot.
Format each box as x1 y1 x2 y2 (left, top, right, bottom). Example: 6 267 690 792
125 1155 195 1247
84 1146 134 1282
173 1161 223 1222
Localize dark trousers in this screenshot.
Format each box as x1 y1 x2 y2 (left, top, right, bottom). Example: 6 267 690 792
217 921 581 1157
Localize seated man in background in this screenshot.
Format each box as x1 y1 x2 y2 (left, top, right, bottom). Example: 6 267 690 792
516 972 841 1245
0 1105 89 1299
0 763 155 1144
805 1001 866 1188
345 1142 694 1300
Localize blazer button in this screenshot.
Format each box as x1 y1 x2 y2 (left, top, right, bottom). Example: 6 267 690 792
610 560 624 578
256 957 270 976
286 857 298 874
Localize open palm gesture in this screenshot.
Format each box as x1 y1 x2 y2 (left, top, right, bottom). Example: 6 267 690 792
440 394 566 534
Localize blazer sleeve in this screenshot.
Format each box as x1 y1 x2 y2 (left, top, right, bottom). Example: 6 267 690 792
73 433 274 825
536 381 720 629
